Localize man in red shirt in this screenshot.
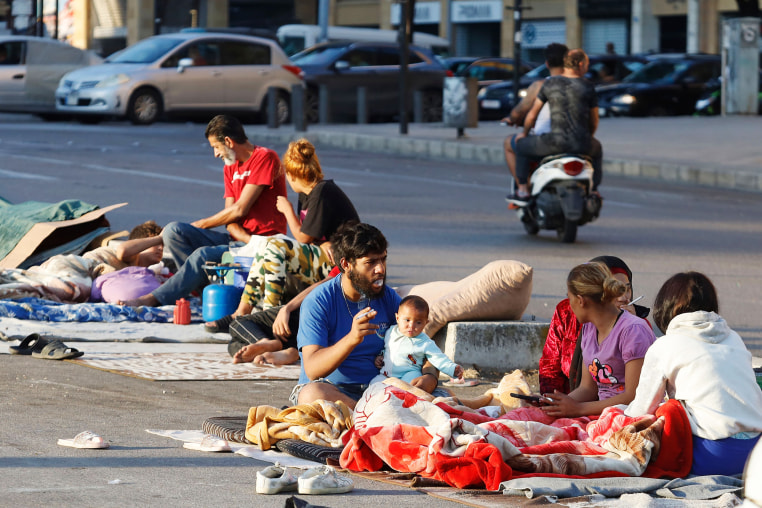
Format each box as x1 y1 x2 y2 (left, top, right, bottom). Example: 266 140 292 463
121 115 287 307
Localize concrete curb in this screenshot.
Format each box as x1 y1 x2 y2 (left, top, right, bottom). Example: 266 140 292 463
249 126 762 194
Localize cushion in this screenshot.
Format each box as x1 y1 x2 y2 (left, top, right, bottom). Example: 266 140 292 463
398 260 533 337
91 266 162 303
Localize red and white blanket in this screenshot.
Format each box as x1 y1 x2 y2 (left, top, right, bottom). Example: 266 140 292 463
340 383 692 491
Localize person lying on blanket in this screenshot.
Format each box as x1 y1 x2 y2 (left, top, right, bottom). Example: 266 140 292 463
539 255 651 395
369 295 464 391
289 221 448 409
0 221 164 303
539 261 656 418
625 271 762 477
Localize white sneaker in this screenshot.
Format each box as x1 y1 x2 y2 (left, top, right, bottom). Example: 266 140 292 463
256 462 298 495
298 465 354 495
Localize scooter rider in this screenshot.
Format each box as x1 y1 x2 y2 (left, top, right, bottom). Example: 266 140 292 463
508 49 600 205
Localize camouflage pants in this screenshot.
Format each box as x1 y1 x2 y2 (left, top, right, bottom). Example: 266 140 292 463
241 237 333 309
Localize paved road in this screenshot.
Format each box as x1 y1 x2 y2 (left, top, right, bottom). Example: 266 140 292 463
1 115 760 507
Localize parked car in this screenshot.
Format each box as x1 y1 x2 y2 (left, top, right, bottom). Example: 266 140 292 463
0 36 102 118
291 41 448 123
441 56 480 75
455 57 535 89
694 74 762 115
55 32 303 125
477 54 647 120
597 54 721 117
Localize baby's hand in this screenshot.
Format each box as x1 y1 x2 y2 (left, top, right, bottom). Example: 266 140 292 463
454 365 464 379
374 354 384 369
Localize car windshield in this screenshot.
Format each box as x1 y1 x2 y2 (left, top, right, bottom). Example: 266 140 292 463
291 45 348 65
106 37 185 64
622 60 690 84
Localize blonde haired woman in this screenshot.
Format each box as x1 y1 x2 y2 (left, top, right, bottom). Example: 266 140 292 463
205 139 359 338
542 262 656 418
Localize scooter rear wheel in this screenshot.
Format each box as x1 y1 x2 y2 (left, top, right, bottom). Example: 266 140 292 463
557 219 578 243
522 219 539 235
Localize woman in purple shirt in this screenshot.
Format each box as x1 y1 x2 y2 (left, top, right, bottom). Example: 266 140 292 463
542 261 656 418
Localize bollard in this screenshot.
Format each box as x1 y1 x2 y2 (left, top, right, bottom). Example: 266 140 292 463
291 83 306 132
318 84 330 124
413 90 423 123
267 87 279 129
357 86 368 124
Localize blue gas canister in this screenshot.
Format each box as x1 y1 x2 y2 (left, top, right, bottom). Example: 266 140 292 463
202 284 243 322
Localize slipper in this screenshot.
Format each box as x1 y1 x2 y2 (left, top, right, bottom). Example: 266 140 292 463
183 434 232 452
275 439 343 464
57 431 109 449
9 333 48 355
31 339 84 360
204 314 234 334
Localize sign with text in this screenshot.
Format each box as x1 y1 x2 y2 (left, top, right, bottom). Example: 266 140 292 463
391 1 441 25
451 1 502 23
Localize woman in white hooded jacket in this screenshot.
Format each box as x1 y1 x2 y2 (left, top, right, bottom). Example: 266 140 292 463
625 271 762 476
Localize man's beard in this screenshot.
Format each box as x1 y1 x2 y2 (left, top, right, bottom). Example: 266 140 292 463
221 145 236 165
347 267 384 299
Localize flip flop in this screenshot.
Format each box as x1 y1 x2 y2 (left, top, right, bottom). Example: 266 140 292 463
9 333 48 355
443 378 480 387
183 434 232 452
31 340 84 360
57 431 109 449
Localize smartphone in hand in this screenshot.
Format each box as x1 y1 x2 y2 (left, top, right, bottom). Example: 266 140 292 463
510 393 552 404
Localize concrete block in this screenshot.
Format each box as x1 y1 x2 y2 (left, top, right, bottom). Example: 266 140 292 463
715 171 735 190
458 143 476 161
428 140 444 159
697 168 716 187
412 139 429 156
489 146 505 165
659 164 680 182
604 159 623 175
622 161 640 176
641 163 660 179
473 144 492 163
433 321 550 374
735 171 756 190
443 142 459 160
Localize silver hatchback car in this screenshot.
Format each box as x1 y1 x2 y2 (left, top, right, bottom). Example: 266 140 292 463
55 32 303 125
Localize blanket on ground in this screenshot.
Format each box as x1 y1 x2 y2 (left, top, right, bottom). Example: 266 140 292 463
0 297 177 323
340 383 692 491
0 246 128 302
245 400 354 450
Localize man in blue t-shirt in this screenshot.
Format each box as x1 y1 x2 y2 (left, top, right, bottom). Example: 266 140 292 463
291 222 439 409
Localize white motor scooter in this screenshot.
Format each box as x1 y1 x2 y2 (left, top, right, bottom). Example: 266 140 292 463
509 154 602 243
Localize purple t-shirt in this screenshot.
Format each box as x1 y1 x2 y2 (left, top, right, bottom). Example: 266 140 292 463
581 310 655 400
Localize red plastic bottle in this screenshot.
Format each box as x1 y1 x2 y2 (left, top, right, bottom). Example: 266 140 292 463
173 298 191 325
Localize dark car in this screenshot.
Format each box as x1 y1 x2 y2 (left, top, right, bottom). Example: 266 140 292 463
291 41 448 123
597 54 721 117
477 54 647 120
441 56 480 75
454 57 535 88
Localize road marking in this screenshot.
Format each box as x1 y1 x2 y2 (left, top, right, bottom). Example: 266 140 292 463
83 164 225 187
0 168 58 180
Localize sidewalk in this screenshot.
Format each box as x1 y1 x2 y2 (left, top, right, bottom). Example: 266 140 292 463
247 115 762 193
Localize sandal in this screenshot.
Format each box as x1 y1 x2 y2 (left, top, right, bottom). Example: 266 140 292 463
32 339 84 360
57 431 109 449
204 314 234 334
9 333 48 355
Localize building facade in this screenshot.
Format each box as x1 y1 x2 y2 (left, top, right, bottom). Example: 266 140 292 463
8 0 759 58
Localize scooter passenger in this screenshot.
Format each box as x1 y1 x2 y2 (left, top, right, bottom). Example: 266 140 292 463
508 49 601 205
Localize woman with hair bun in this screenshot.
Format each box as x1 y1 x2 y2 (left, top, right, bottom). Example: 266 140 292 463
626 272 762 476
541 262 656 418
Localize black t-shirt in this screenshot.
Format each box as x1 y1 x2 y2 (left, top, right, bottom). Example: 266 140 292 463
537 76 598 151
297 179 359 242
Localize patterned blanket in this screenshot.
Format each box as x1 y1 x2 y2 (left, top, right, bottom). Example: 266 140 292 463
0 297 178 323
340 383 693 491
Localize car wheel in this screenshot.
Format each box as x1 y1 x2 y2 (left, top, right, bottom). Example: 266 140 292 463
128 88 162 125
261 90 291 124
421 90 442 122
305 89 319 124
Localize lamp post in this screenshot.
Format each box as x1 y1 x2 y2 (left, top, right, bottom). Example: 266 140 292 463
506 1 528 108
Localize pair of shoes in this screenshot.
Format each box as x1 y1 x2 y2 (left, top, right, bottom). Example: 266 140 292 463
57 431 109 449
9 333 48 355
32 339 84 360
204 314 234 334
183 434 232 452
256 463 353 495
